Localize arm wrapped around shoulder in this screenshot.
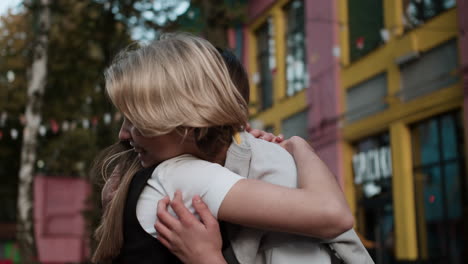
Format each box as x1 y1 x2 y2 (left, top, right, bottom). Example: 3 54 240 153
281 136 354 239
218 136 354 240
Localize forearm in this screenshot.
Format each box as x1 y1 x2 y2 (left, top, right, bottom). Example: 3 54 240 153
287 137 354 238
290 138 341 195
220 179 348 239
219 136 353 239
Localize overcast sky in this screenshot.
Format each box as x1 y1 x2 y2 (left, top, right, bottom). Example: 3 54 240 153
0 0 22 15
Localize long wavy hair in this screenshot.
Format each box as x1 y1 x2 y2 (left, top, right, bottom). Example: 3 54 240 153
105 33 248 137
91 142 140 262
92 34 250 262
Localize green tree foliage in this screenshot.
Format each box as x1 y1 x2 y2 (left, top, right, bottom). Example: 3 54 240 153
1 0 247 178
0 10 31 224
36 0 133 177
189 0 246 47
1 0 133 260
0 0 247 260
0 1 134 178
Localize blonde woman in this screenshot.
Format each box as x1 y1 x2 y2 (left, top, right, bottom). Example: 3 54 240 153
93 34 357 264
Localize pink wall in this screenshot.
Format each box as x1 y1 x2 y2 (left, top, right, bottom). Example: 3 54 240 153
247 0 275 21
34 176 90 263
305 0 344 186
457 0 468 148
244 0 344 185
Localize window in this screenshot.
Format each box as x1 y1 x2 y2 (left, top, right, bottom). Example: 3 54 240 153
403 0 456 30
263 125 275 134
256 18 275 110
281 110 308 140
234 26 244 59
348 0 384 61
411 111 466 263
284 0 308 96
346 73 388 122
399 39 459 101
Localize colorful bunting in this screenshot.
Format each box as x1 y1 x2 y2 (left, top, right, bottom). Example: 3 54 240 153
103 113 111 125
39 125 47 136
50 119 59 134
19 115 26 125
10 129 18 140
0 112 7 127
0 111 121 141
82 119 90 129
355 36 365 50
61 121 70 132
92 116 98 127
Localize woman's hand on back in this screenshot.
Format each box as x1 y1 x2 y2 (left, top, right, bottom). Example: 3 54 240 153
217 135 354 240
246 123 284 143
155 191 227 264
278 136 315 155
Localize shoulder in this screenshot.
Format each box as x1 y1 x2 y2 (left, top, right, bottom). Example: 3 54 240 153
154 154 236 178
245 133 295 164
151 155 243 218
243 133 297 186
157 154 211 169
151 154 243 191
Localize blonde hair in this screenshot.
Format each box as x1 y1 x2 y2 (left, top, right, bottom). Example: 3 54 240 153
92 143 140 262
105 33 248 137
92 33 249 262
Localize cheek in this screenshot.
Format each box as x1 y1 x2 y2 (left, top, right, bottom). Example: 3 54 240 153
131 127 141 137
154 140 182 158
130 127 148 143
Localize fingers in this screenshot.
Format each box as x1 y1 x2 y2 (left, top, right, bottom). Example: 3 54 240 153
157 196 179 230
192 195 218 228
259 133 274 141
156 234 172 251
278 136 312 154
248 128 262 138
279 139 291 153
274 134 284 143
154 220 174 249
157 192 217 237
170 191 197 225
247 128 284 143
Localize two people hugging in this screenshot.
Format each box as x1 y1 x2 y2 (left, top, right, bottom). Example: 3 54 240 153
92 33 373 264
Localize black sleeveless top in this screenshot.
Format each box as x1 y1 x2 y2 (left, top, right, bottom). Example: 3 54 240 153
114 166 183 264
113 165 237 264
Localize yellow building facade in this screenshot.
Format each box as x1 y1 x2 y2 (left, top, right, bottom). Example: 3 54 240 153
339 1 465 262
246 0 309 136
245 0 466 263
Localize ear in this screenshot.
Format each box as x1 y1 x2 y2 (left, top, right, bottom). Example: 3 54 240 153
174 127 196 144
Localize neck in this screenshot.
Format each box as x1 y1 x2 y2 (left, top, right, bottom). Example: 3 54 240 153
182 130 232 166
210 144 230 166
191 143 229 166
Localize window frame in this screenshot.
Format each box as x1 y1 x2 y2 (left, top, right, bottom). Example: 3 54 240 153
283 0 308 97
255 18 275 110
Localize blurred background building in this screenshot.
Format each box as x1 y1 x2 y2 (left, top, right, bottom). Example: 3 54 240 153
230 0 467 263
0 0 467 263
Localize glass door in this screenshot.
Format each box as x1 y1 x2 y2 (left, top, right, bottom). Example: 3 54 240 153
411 111 466 263
353 133 396 264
